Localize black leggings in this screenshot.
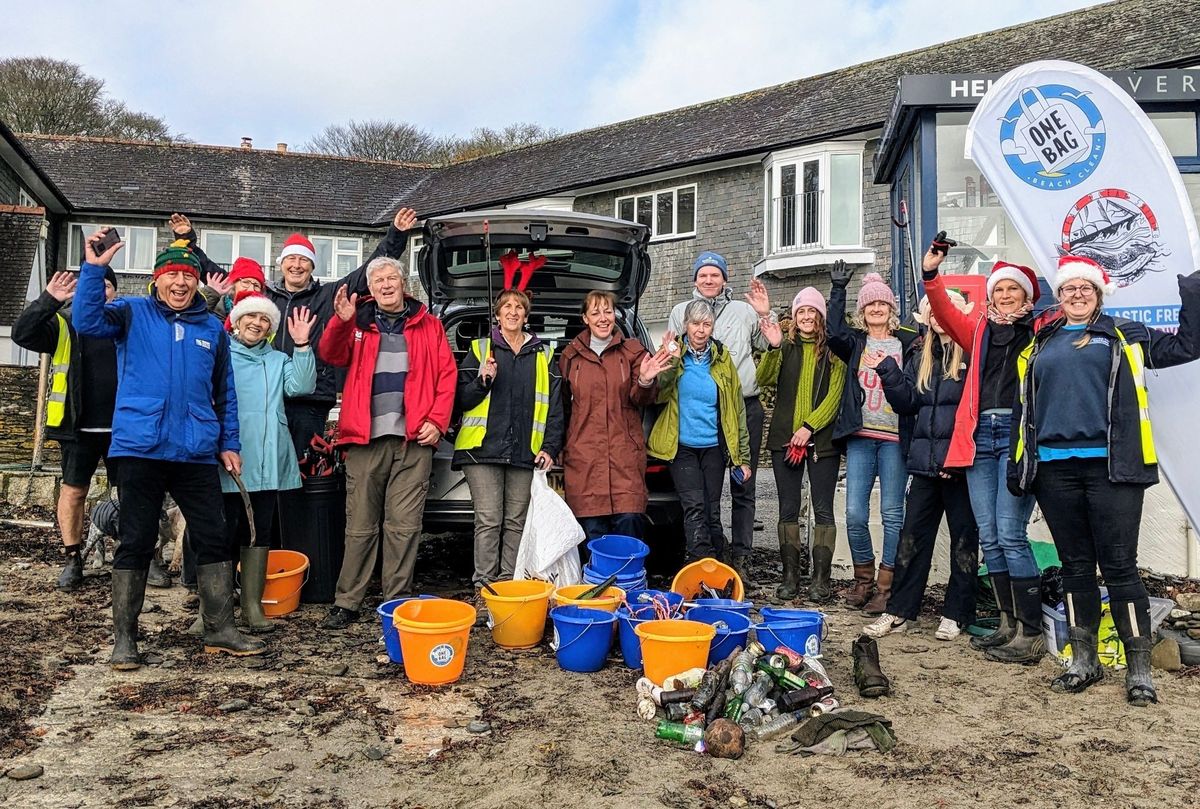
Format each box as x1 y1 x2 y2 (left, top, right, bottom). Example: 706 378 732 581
223 491 278 557
1032 458 1150 639
770 449 838 526
669 445 727 562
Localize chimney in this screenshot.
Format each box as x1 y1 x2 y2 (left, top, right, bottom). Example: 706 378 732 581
240 137 253 149
276 142 288 153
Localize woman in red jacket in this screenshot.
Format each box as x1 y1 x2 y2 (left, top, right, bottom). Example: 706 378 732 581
922 234 1045 665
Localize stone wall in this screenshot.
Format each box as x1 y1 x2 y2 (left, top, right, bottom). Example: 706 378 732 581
0 161 22 206
0 364 56 467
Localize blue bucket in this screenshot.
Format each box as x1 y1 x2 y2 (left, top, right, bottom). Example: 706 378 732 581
686 606 752 665
582 564 647 592
377 595 436 664
550 605 617 673
760 607 824 625
616 605 659 669
586 535 650 578
623 589 684 616
689 598 753 620
755 616 824 657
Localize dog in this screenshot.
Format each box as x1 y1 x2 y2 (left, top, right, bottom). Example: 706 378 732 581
84 493 185 585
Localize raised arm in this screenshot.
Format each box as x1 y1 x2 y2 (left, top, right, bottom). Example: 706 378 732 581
922 232 984 353
13 274 76 354
72 228 130 339
340 208 416 295
826 262 857 362
1144 271 1200 369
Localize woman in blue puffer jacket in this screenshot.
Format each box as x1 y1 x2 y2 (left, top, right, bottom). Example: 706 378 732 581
220 290 316 632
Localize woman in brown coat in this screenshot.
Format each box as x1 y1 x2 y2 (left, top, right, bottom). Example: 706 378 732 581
560 291 672 539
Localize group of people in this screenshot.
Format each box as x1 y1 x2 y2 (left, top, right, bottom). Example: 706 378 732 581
19 209 1200 707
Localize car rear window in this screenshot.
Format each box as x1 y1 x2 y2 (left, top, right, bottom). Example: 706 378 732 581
445 247 625 281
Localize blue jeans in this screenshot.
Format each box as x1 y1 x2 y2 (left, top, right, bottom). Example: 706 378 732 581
579 513 644 541
964 411 1039 580
844 437 907 567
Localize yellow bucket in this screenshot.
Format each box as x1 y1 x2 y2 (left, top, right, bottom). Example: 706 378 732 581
480 580 555 649
551 584 625 613
635 619 716 686
670 557 744 601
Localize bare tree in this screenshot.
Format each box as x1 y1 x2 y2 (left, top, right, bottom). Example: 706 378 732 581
305 119 562 164
0 57 176 140
449 122 563 162
304 120 442 163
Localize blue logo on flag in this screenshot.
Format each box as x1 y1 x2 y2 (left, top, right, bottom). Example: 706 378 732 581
999 84 1105 190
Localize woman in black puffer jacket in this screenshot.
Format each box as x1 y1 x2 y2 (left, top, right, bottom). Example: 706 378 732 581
860 293 979 641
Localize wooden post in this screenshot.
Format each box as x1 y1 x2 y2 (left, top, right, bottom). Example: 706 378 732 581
30 352 49 472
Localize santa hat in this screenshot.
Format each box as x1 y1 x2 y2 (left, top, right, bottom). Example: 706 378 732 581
228 257 266 288
1055 254 1117 297
278 233 317 266
987 261 1040 304
226 290 281 336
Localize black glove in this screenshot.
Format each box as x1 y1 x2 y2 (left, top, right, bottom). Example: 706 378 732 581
830 259 854 289
1006 478 1025 499
930 230 957 256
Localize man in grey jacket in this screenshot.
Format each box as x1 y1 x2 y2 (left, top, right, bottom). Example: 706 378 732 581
667 251 776 585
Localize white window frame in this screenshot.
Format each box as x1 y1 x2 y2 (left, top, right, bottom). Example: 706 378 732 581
200 229 273 272
614 183 698 242
310 236 364 281
763 142 865 256
407 234 424 278
67 222 159 274
18 188 37 208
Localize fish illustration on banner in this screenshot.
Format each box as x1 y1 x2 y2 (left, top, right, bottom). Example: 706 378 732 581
964 59 1200 534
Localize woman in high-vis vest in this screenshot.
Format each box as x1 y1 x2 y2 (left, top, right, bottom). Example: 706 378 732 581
454 289 564 587
1010 255 1200 706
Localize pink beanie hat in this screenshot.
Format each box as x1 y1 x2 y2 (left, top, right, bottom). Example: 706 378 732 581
790 286 826 319
856 272 897 311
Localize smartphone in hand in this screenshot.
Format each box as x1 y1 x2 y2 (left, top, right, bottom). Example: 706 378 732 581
730 466 745 485
91 228 121 256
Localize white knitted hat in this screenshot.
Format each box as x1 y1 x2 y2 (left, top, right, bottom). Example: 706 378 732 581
227 290 281 336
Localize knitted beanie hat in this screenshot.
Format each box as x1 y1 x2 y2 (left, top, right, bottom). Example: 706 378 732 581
856 272 896 311
987 261 1040 303
692 251 728 281
914 289 968 325
226 290 281 336
228 257 266 289
152 240 201 281
278 233 317 266
790 286 827 319
1055 254 1117 297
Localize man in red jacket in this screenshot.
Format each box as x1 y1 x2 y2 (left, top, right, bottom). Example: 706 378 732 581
317 256 456 628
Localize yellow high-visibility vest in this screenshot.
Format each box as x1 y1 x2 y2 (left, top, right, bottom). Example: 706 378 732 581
1014 325 1156 465
46 314 71 427
454 337 552 454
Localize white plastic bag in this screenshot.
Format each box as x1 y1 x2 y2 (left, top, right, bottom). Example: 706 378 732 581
514 470 584 586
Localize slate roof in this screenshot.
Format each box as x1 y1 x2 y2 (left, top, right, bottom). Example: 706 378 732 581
0 206 43 326
19 0 1200 224
19 136 434 227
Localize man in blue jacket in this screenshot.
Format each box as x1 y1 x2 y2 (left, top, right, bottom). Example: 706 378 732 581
73 229 265 669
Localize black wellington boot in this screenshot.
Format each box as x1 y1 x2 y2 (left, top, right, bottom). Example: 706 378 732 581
1123 637 1158 707
238 546 275 634
110 568 147 670
775 523 801 601
198 561 267 657
971 572 1017 650
808 525 836 603
985 576 1046 664
1051 625 1104 694
852 634 890 697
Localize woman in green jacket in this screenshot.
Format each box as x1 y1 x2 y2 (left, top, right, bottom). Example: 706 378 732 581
758 287 846 601
648 299 750 563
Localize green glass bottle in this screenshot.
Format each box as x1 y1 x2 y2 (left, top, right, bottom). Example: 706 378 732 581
655 720 704 744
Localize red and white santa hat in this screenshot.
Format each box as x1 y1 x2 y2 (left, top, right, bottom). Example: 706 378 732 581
278 233 317 266
1055 254 1117 298
225 290 281 336
987 261 1040 304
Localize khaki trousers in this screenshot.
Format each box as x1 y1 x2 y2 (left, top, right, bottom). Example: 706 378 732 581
462 463 533 586
333 436 432 610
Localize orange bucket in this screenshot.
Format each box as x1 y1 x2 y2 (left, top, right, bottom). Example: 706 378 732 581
552 584 625 613
635 619 716 686
393 598 477 685
670 557 744 601
480 579 555 649
260 549 309 617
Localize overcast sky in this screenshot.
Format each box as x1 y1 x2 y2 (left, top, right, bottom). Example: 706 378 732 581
5 0 1101 150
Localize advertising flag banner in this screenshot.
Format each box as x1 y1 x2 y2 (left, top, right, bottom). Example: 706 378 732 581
965 59 1200 534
